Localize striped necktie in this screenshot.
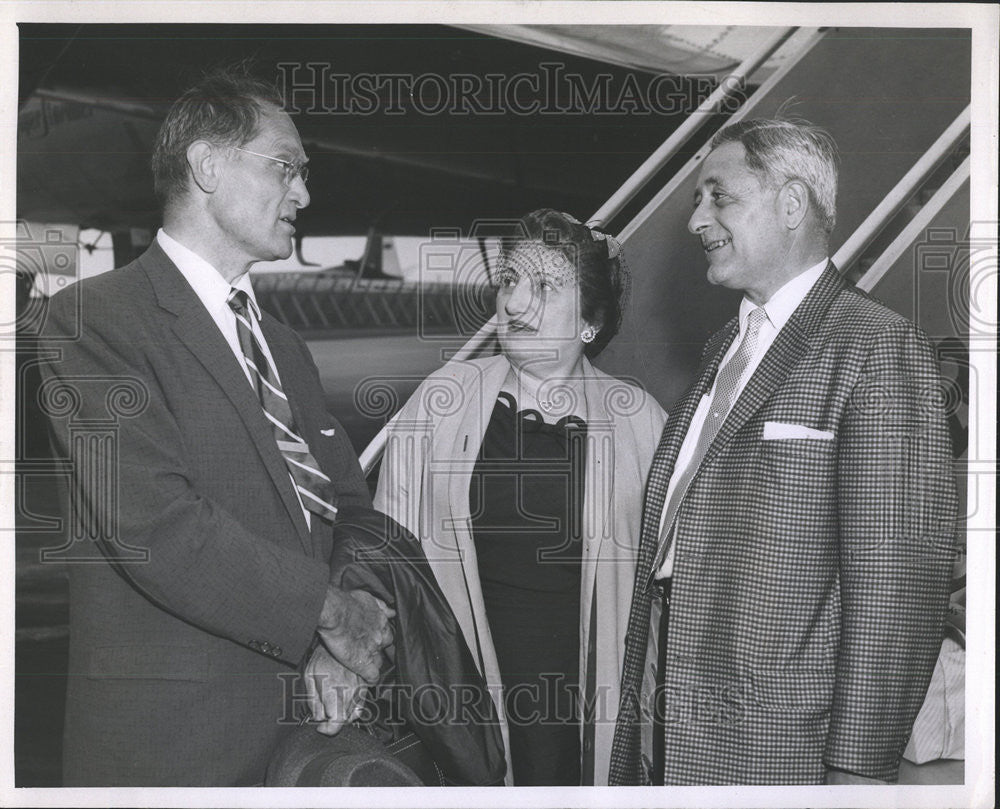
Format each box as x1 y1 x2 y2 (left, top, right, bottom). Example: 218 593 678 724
227 288 338 523
650 306 768 576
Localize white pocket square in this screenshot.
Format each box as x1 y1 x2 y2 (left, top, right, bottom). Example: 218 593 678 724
320 428 336 437
763 421 834 441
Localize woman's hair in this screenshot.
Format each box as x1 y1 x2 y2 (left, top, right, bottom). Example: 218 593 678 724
498 208 629 357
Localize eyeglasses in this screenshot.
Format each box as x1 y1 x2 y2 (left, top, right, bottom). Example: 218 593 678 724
231 146 309 186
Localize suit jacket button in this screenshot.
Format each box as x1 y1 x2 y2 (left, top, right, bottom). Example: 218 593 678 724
272 646 283 658
248 640 260 651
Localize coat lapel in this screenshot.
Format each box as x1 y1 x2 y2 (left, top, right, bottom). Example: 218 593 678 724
617 331 738 773
637 320 738 556
437 356 506 671
699 263 845 471
139 244 312 552
576 364 616 667
579 363 614 540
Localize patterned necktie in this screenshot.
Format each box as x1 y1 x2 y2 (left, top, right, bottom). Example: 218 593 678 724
227 288 338 523
651 306 768 575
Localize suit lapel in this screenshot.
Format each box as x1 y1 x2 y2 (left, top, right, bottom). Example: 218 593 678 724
617 323 741 758
139 243 312 552
638 320 738 548
699 263 845 471
631 321 738 593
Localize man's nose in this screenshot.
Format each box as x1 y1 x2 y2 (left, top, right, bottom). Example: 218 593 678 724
688 200 709 235
289 175 310 209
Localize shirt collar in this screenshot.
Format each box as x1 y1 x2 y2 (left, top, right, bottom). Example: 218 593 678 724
156 228 261 321
737 258 828 335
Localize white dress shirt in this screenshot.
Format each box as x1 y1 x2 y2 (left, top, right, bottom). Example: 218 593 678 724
655 259 828 578
157 228 311 528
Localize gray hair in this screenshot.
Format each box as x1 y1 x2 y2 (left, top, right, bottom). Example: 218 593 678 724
152 66 284 207
710 118 839 233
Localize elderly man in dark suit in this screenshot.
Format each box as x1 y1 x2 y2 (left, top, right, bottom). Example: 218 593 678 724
39 69 393 786
609 119 957 785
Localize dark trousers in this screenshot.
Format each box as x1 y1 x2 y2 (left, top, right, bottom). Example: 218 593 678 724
652 577 673 787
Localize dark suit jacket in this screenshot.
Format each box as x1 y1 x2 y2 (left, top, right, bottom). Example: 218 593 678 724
39 241 371 785
610 265 957 785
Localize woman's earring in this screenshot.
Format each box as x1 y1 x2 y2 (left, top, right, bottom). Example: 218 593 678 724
581 326 598 344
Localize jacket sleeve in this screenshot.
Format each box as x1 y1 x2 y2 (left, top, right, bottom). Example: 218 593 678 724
39 288 330 665
825 320 957 780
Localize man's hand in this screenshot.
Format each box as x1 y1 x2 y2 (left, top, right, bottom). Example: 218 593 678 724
304 645 368 735
316 585 394 683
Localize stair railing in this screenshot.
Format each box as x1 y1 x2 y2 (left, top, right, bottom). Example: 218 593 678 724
854 154 970 293
833 106 970 279
586 27 801 231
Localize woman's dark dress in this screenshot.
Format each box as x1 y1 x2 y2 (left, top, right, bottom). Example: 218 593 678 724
469 391 587 786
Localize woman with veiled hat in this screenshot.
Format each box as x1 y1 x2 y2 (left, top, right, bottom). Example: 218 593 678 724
375 209 666 785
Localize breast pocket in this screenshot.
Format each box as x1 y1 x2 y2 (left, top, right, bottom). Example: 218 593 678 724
757 437 838 518
760 436 836 478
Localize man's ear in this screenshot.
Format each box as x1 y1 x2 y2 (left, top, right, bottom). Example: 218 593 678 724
186 141 221 194
780 179 810 230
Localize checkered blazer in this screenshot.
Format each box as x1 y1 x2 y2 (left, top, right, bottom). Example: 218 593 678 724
608 265 957 785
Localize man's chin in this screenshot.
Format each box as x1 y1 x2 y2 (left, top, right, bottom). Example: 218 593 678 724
247 240 295 266
705 261 729 288
266 241 295 263
705 260 746 291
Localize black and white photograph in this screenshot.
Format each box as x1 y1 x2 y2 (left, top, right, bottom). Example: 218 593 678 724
1 2 996 807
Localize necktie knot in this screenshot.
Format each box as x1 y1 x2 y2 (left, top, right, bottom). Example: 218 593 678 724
745 306 768 337
227 288 253 320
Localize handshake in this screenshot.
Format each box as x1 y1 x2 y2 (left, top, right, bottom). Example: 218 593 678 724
305 585 395 735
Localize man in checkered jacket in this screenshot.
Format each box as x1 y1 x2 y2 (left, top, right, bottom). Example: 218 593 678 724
609 118 957 785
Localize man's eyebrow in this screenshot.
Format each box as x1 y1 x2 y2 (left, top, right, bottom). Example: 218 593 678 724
268 139 308 161
692 176 719 198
